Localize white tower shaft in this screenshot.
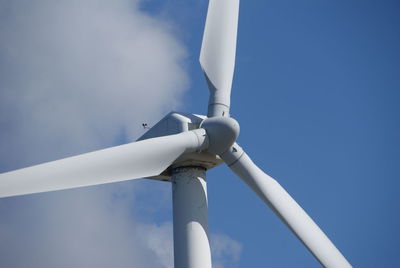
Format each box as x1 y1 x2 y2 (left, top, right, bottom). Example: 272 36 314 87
172 167 212 268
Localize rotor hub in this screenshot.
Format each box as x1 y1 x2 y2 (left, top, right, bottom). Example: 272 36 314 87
200 116 240 155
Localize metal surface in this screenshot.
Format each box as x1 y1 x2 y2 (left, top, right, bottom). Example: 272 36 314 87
221 143 352 268
200 0 240 117
0 0 354 267
172 167 212 268
138 112 224 181
137 112 204 141
0 129 208 198
200 116 240 155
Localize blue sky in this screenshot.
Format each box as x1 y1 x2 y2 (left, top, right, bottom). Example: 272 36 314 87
145 1 400 267
1 0 399 267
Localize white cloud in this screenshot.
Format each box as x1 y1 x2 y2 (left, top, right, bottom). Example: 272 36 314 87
0 0 188 169
0 181 242 268
0 0 186 267
140 221 174 268
0 182 172 268
0 0 242 267
211 233 242 268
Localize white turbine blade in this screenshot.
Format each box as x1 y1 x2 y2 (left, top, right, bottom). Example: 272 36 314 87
221 144 352 268
200 0 240 117
0 129 208 198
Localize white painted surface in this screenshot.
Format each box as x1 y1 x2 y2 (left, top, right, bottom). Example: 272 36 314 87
0 129 208 198
221 144 352 268
172 167 212 268
200 116 240 155
200 0 240 117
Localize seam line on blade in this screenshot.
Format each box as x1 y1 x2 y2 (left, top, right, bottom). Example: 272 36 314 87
226 150 245 167
208 103 230 108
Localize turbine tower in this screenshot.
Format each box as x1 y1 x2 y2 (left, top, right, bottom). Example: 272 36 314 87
0 1 352 267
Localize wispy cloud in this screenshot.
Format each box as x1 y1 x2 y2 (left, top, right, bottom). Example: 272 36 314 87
0 0 241 267
0 182 173 268
0 0 189 169
211 233 242 268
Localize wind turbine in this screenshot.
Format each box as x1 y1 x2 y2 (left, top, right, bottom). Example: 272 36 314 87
0 0 352 267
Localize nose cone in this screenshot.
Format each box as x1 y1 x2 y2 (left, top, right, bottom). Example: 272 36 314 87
200 117 240 155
